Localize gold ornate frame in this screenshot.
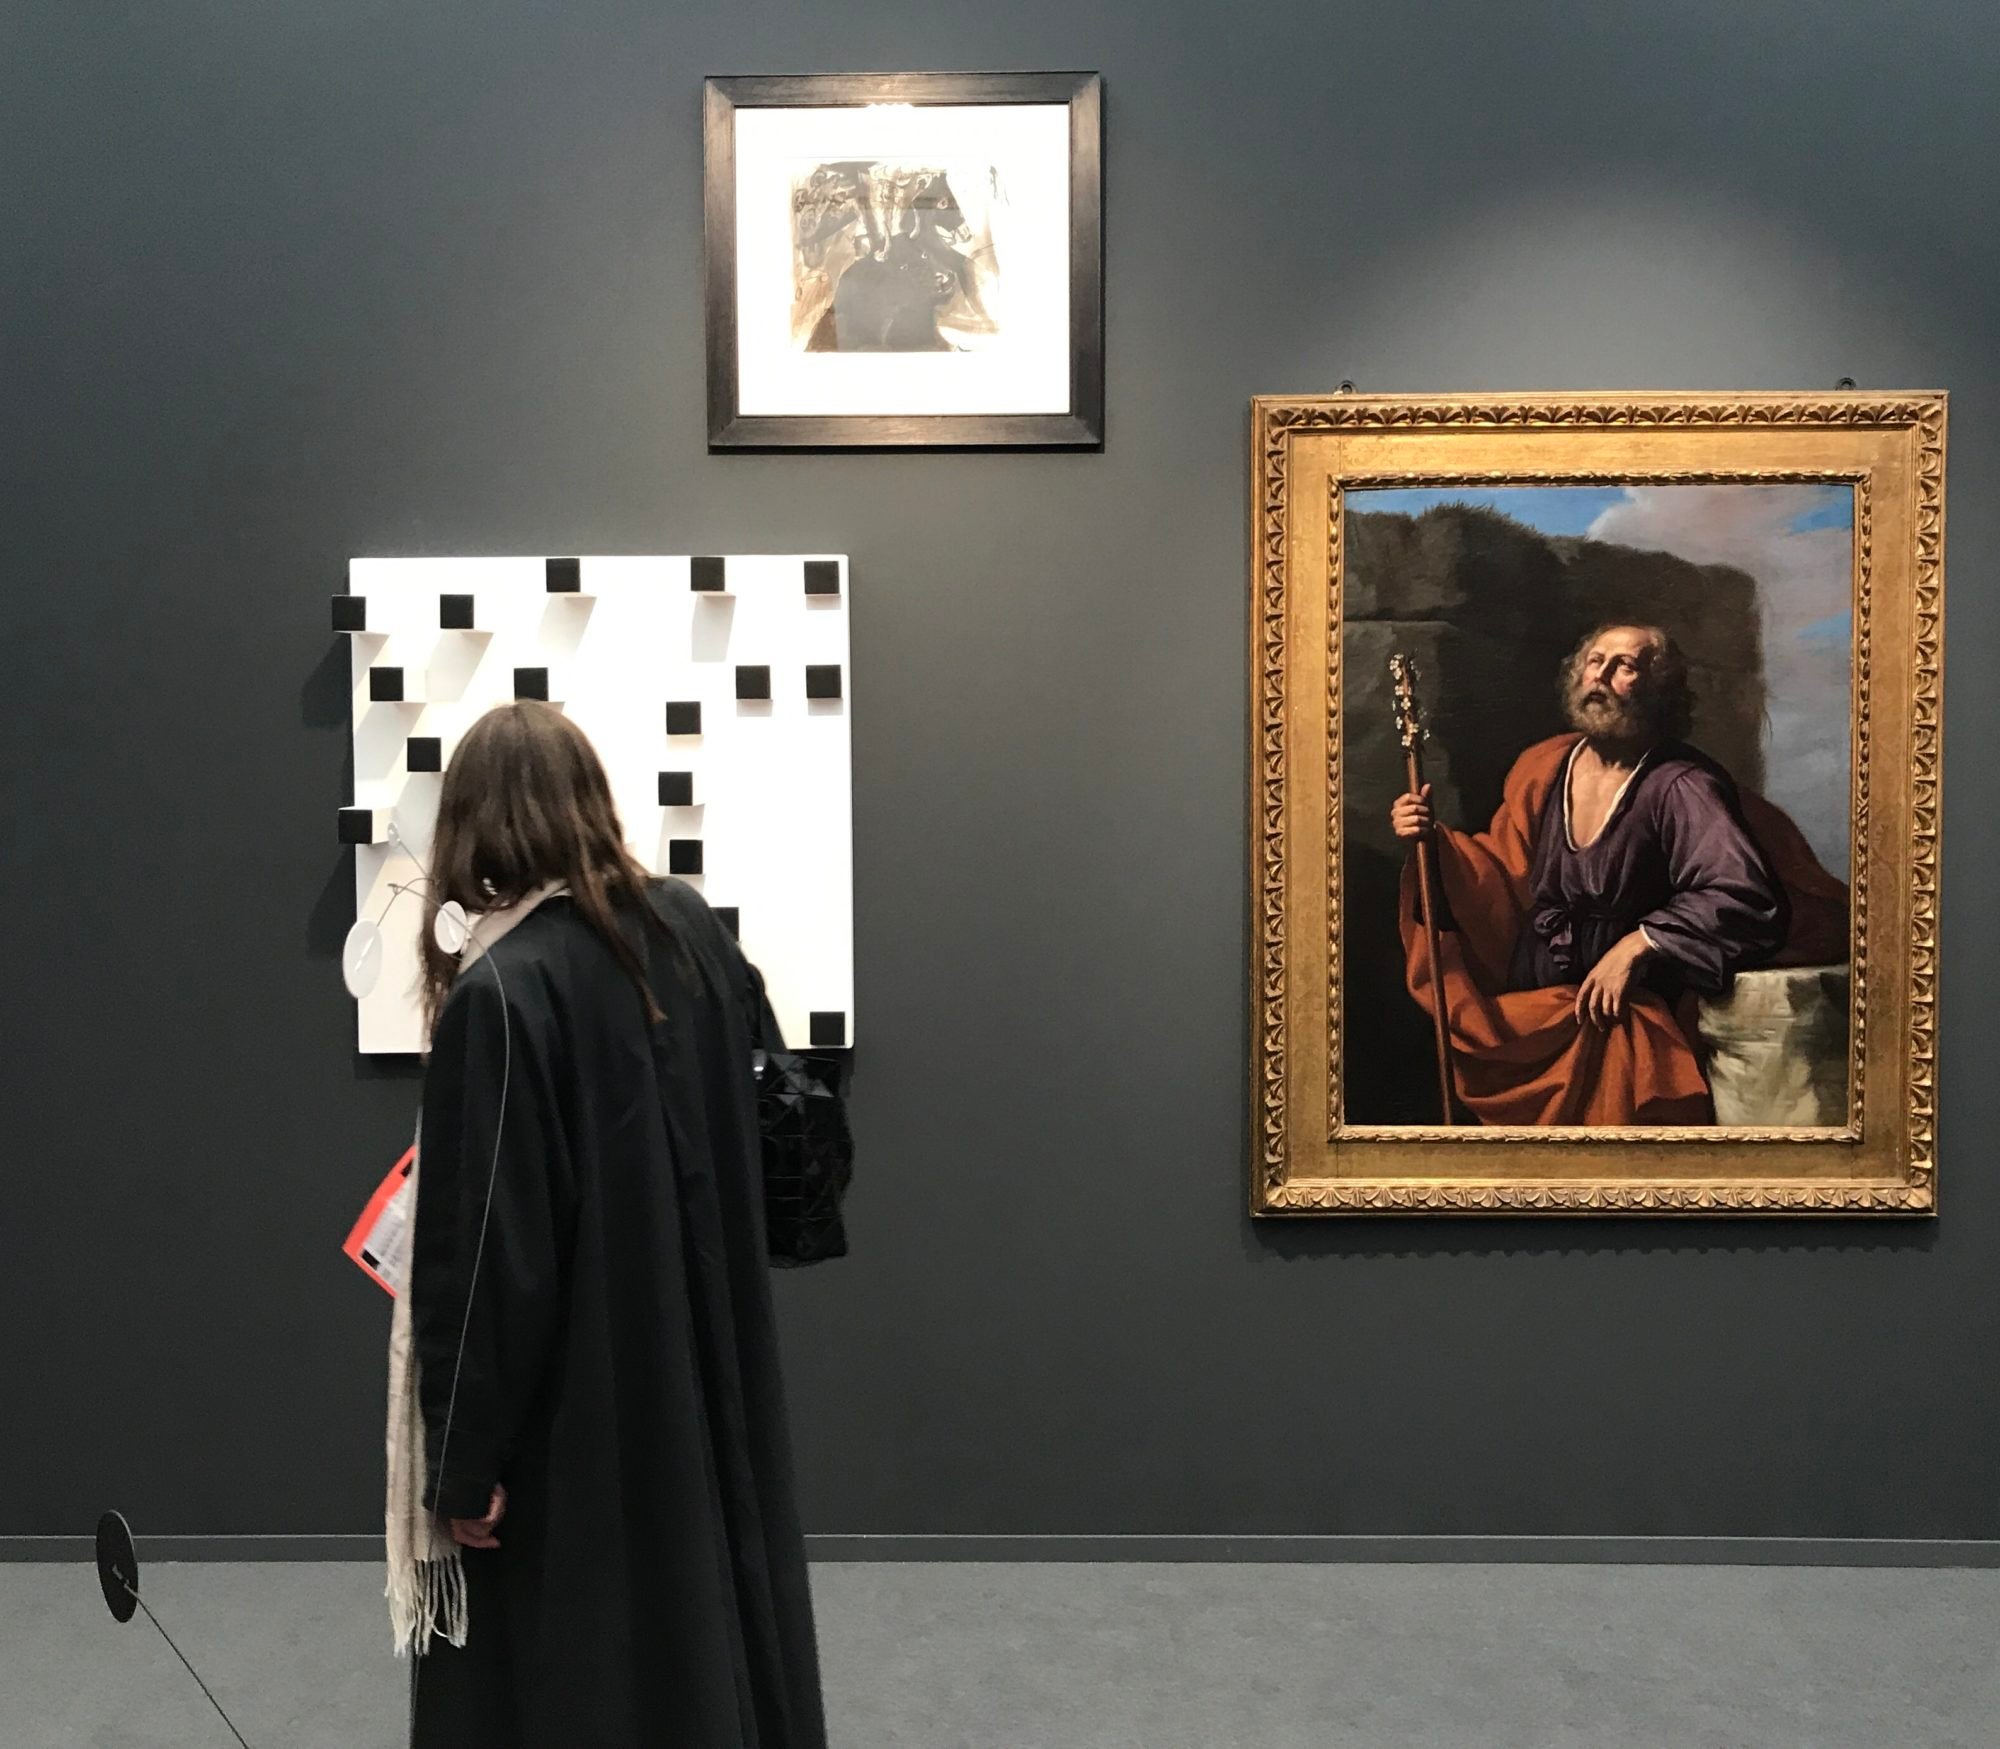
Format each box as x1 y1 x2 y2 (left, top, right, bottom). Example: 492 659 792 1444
1251 392 1946 1215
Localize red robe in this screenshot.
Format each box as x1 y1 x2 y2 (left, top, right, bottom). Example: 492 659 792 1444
1398 735 1849 1126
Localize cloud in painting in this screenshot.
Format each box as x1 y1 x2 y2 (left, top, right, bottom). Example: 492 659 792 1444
1586 484 1853 872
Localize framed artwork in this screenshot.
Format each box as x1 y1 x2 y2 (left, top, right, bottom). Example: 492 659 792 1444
1250 392 1948 1215
335 555 854 1055
703 72 1103 450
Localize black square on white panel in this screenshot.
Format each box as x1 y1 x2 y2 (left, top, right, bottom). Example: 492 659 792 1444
735 665 771 700
668 838 703 875
514 668 549 701
546 557 581 593
338 807 375 845
803 560 839 596
408 737 443 773
691 556 727 592
332 595 367 632
713 905 739 939
658 770 694 806
804 664 842 700
809 1011 847 1047
369 667 405 703
666 701 702 736
439 594 475 630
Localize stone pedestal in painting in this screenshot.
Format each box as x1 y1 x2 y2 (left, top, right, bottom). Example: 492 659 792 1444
1698 964 1851 1127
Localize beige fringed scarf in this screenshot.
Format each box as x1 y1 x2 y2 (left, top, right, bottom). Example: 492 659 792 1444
385 1238 467 1654
386 883 566 1656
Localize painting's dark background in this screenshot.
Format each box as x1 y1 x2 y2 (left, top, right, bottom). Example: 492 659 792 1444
5 2 1997 1546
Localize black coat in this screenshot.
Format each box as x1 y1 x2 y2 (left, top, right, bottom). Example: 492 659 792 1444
408 878 826 1749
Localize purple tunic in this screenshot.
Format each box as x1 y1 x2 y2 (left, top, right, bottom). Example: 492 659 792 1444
1506 739 1789 1000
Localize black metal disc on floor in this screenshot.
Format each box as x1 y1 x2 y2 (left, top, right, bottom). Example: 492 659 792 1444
97 1509 139 1623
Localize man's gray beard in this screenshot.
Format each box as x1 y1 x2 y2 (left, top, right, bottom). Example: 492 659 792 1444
1566 686 1656 743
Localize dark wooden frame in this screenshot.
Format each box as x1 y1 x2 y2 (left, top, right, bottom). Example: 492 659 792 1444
703 72 1104 451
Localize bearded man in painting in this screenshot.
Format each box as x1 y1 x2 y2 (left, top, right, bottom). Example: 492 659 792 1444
1389 623 1848 1125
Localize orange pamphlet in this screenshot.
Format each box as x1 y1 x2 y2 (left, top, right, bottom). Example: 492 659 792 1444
344 1147 416 1297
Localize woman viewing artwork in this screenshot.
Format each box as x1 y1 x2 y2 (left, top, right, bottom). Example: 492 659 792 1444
394 700 827 1749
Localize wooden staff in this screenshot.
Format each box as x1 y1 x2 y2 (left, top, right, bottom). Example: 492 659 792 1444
1389 653 1458 1125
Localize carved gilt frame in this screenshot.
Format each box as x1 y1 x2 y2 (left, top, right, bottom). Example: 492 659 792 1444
1251 392 1946 1215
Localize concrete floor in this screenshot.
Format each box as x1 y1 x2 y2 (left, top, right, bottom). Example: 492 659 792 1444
5 1560 1998 1747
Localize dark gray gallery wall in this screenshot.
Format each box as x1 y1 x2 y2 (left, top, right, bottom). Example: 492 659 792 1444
4 0 1997 1547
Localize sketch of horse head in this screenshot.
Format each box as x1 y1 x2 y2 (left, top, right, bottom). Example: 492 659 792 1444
793 161 880 271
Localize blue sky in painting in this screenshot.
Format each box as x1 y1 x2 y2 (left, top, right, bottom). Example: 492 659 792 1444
1789 489 1856 532
1801 611 1854 644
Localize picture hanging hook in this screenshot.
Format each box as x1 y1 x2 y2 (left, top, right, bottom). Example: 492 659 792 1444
1835 376 1857 390
1337 379 1357 395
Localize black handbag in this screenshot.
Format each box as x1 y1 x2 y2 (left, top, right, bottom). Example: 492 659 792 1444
757 1047 853 1266
729 929 853 1266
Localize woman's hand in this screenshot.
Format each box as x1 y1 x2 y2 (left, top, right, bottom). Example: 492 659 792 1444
1574 931 1653 1030
1390 784 1433 841
448 1484 507 1550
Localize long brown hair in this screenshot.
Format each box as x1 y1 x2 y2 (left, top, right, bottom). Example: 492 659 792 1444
419 701 666 1028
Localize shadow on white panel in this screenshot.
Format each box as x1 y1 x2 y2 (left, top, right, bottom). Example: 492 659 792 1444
356 702 421 786
426 630 491 703
536 596 595 666
693 596 737 662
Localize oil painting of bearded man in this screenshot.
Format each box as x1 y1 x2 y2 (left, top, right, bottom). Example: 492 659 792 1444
1390 623 1848 1126
1340 482 1857 1130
